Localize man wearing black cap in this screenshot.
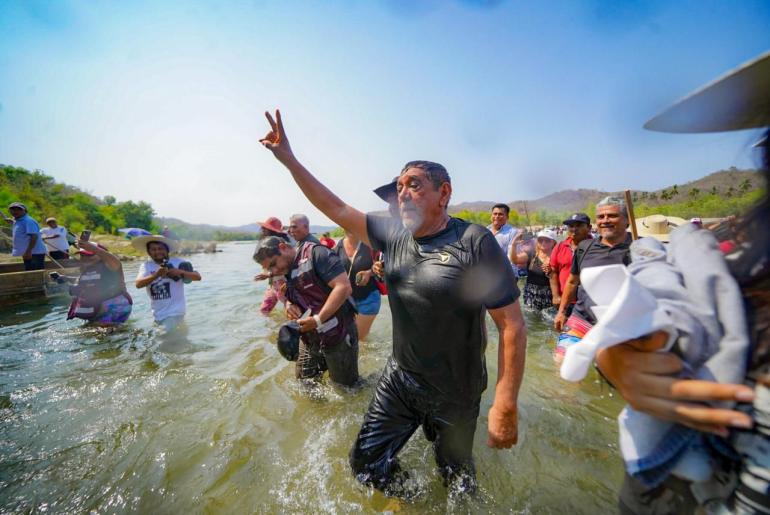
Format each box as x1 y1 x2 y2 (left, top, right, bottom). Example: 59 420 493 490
259 110 526 495
3 202 48 270
549 213 591 312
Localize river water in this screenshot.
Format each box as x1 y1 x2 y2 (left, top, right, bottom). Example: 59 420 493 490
0 242 625 514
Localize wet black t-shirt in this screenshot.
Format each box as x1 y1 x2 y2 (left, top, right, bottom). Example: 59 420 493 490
367 215 520 403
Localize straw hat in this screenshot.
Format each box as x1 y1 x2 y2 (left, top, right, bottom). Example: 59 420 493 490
644 51 770 133
636 214 688 242
130 234 180 254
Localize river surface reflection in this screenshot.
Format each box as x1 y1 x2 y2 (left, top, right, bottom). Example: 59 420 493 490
0 242 625 513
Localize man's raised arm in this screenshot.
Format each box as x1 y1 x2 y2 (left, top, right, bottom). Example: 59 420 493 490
259 110 370 247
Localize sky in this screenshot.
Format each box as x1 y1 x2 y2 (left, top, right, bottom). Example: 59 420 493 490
1 0 769 226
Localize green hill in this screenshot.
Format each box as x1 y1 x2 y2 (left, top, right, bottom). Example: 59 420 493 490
1 164 156 235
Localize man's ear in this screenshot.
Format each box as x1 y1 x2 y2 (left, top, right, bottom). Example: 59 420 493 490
439 182 452 208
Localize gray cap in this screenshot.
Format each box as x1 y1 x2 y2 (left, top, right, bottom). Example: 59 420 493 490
8 202 27 211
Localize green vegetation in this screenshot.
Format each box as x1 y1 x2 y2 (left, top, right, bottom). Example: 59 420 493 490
1 165 157 234
455 187 764 227
1 165 257 241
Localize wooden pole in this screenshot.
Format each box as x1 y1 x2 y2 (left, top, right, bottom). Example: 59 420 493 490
624 189 639 240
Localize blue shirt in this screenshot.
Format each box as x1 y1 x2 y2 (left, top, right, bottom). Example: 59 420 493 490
12 214 48 256
486 223 519 273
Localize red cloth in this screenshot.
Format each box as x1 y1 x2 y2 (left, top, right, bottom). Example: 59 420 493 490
319 237 335 249
550 238 575 295
719 240 737 254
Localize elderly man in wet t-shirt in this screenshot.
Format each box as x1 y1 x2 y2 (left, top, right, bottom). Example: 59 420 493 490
258 110 527 495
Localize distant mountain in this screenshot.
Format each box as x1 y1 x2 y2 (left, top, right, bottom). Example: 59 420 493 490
449 168 764 215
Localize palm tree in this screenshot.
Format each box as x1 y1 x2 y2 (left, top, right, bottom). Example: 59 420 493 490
688 188 700 199
710 186 718 196
739 179 752 193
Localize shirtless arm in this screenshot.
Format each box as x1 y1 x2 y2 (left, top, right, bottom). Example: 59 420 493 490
260 110 369 247
487 300 527 449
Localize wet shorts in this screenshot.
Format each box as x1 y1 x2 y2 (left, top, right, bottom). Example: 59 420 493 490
555 312 593 356
92 294 133 325
355 289 381 316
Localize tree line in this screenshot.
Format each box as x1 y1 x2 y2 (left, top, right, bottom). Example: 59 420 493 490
0 165 256 241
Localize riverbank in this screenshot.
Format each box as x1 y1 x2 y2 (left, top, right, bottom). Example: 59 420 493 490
0 234 220 264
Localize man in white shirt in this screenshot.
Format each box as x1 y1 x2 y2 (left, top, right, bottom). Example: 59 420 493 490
133 235 201 331
40 217 70 259
487 204 519 277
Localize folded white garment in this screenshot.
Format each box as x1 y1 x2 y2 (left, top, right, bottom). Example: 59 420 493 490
560 264 675 382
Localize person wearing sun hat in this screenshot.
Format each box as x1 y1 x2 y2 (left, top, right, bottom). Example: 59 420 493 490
133 234 201 331
61 239 133 325
594 51 770 513
512 228 557 312
253 216 292 314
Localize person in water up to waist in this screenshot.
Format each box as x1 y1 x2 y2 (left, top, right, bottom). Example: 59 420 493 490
254 235 359 387
134 235 201 332
60 239 133 326
259 110 527 497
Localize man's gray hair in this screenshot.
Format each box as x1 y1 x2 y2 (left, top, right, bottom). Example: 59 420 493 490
400 161 451 190
596 196 628 217
290 214 309 227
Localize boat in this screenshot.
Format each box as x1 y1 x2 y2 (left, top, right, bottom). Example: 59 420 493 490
0 258 81 306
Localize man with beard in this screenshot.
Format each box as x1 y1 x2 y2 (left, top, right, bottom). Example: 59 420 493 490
553 198 631 358
259 110 526 495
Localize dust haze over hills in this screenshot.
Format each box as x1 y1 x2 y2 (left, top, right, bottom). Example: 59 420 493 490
449 168 764 215
161 168 763 235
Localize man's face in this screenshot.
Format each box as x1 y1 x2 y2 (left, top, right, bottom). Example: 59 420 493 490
258 243 295 277
490 208 509 229
288 220 309 241
47 221 58 229
397 168 451 235
147 242 169 263
595 205 628 242
566 222 590 242
9 207 24 220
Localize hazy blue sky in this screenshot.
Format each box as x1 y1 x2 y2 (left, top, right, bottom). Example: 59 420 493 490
1 1 768 225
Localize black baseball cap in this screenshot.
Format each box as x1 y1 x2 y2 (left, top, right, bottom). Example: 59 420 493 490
277 322 300 361
563 213 591 225
373 177 398 202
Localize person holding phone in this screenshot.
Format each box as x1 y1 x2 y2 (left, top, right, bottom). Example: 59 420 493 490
4 202 47 270
133 234 202 332
62 240 132 326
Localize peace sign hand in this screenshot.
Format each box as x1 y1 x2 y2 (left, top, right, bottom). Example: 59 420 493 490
259 109 295 164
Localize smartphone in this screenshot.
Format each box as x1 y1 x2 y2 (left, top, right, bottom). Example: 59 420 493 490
80 230 91 241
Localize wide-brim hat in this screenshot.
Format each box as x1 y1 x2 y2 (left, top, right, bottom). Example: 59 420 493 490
373 177 398 202
130 234 180 254
257 216 286 235
644 51 770 133
636 214 689 242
